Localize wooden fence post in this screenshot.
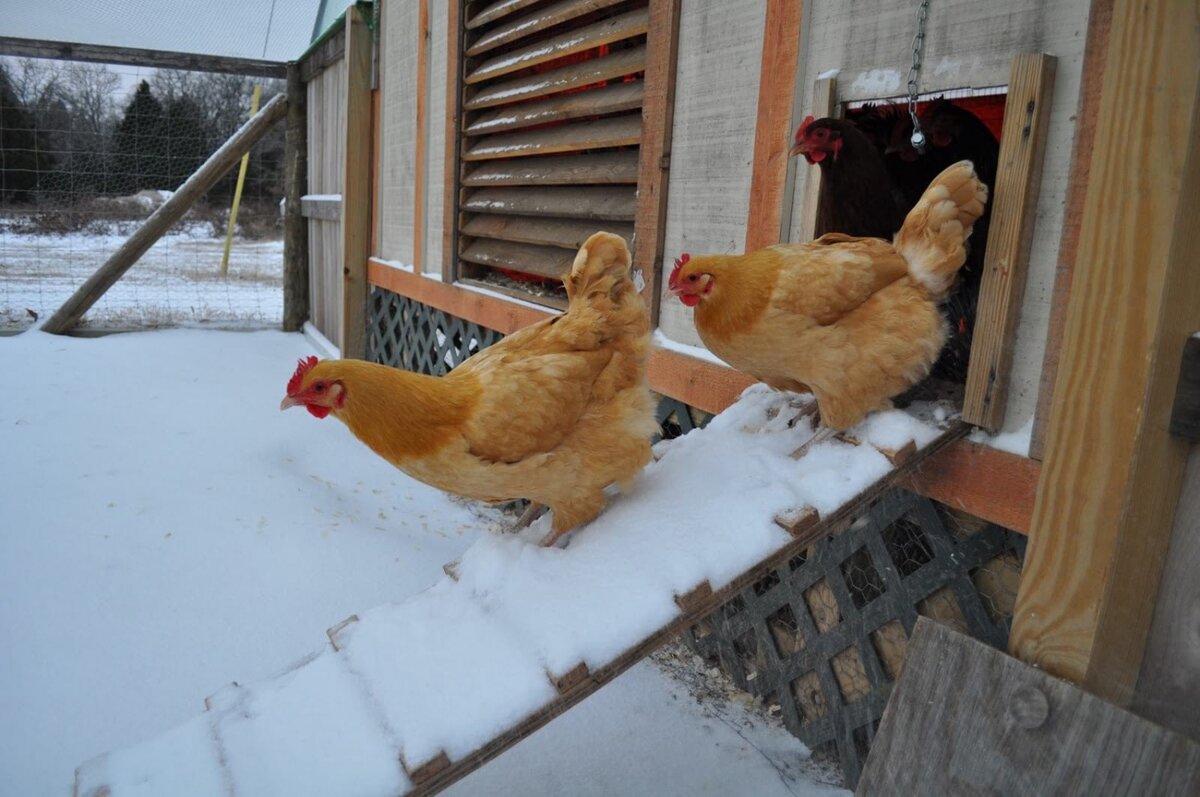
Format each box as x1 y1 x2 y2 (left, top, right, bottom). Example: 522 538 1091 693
41 93 288 335
340 4 373 359
283 61 310 332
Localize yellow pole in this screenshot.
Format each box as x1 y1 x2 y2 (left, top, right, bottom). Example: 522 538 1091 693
221 83 262 275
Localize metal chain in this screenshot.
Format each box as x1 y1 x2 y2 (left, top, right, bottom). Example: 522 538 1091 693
907 0 930 153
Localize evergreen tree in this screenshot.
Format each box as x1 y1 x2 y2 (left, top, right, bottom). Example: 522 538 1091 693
0 65 54 203
163 95 207 189
108 80 167 194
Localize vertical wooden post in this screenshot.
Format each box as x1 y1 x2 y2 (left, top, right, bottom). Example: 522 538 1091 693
413 0 430 274
961 53 1057 432
744 0 803 252
631 0 681 327
442 0 464 282
341 5 373 359
1010 0 1200 705
283 61 309 332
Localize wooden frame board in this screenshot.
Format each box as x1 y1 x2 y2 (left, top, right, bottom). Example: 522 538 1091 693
340 5 373 359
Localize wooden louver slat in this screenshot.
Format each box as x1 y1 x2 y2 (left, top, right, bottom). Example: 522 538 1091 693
463 114 641 161
463 214 634 249
462 186 637 220
464 44 646 110
465 7 649 85
465 80 644 137
463 151 641 186
460 238 577 279
466 0 544 30
467 0 629 57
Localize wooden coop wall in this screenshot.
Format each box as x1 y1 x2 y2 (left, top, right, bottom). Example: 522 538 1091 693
779 0 1094 441
378 0 421 268
305 54 348 347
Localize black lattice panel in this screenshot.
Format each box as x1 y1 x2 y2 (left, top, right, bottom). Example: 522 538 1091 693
686 488 1025 789
368 287 504 376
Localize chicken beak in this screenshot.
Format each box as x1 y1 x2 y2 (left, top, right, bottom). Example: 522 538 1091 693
280 395 301 411
788 142 806 158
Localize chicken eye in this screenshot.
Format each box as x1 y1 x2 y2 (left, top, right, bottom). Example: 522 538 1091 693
687 273 699 282
314 383 326 393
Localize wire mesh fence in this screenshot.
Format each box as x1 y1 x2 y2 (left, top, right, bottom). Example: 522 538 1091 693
0 56 286 330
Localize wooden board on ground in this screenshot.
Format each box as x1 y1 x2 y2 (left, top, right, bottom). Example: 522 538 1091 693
857 618 1200 796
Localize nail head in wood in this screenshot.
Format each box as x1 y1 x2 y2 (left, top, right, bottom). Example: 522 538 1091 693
674 580 713 613
402 750 452 785
326 614 360 651
1008 684 1050 730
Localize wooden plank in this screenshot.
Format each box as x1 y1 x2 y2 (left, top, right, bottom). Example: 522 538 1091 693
464 44 646 110
0 35 286 78
283 62 309 333
340 6 373 359
414 0 430 273
461 185 637 220
1169 336 1200 440
744 0 802 252
41 94 288 335
463 151 641 186
793 78 836 243
466 7 649 84
459 238 575 279
897 441 1039 534
1134 450 1200 739
468 0 628 56
442 0 464 280
1010 0 1200 703
465 80 644 136
1029 0 1114 460
301 196 342 220
630 0 681 328
462 214 633 249
401 426 967 797
857 618 1200 796
463 114 642 160
961 54 1058 432
457 277 570 311
299 28 346 82
466 0 543 30
646 346 753 416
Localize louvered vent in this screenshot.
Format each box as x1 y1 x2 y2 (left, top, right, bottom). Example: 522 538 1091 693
455 0 648 307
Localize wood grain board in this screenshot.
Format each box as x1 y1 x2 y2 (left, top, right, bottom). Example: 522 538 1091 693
858 618 1200 796
340 6 373 359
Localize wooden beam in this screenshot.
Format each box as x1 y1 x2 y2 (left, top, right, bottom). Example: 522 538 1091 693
442 0 464 281
40 93 288 334
1010 0 1200 703
744 0 802 252
898 441 1039 534
647 348 753 416
283 62 310 333
1029 0 1114 460
413 0 430 274
859 618 1200 796
962 54 1057 432
631 0 681 327
0 35 286 78
340 6 373 359
792 77 835 243
299 28 346 82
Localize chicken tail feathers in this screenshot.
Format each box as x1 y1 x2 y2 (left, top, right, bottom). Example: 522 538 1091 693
564 231 639 310
894 160 989 301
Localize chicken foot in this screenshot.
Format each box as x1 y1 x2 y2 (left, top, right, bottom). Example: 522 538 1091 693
789 425 840 460
511 501 547 531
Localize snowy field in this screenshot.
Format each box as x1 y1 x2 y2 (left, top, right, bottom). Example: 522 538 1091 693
0 328 847 797
0 220 283 329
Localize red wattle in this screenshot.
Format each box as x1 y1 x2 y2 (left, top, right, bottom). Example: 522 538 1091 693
306 404 331 419
679 293 701 307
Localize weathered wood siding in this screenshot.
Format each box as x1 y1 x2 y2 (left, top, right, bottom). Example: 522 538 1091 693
378 0 420 266
306 56 347 345
426 5 448 275
783 0 1092 440
656 0 767 347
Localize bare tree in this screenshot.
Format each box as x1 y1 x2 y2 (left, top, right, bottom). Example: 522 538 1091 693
62 62 121 136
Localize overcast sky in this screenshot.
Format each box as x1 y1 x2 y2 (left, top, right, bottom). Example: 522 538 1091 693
5 0 328 62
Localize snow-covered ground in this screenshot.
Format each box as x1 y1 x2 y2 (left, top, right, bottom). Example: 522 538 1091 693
0 328 846 797
0 220 283 329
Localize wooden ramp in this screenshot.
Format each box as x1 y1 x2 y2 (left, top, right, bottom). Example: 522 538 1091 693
75 395 965 797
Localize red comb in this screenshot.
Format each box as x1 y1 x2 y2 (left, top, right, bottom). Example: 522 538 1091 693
287 355 319 395
668 253 690 290
796 115 815 142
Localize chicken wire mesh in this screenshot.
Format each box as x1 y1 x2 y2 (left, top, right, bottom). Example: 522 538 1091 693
0 56 286 330
685 488 1025 789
